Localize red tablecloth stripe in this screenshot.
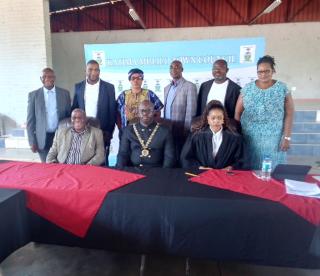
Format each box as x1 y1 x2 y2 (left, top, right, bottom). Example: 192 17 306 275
0 162 144 237
191 170 320 226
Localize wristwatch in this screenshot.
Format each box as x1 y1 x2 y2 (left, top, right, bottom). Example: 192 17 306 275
284 136 291 141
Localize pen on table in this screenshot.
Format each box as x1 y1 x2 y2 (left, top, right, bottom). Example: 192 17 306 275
185 172 198 177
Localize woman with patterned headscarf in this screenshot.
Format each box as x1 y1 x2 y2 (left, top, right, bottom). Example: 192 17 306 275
117 68 163 131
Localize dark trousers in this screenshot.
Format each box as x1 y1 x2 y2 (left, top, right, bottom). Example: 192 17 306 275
105 145 110 167
38 132 55 163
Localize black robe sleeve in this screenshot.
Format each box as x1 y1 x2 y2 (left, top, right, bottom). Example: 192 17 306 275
163 130 176 168
180 134 202 170
229 134 245 169
181 129 245 170
116 127 131 168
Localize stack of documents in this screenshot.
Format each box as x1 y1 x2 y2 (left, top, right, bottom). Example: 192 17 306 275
285 179 320 199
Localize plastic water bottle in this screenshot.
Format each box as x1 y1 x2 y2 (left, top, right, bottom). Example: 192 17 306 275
261 156 272 181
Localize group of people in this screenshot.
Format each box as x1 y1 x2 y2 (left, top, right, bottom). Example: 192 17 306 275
27 55 294 171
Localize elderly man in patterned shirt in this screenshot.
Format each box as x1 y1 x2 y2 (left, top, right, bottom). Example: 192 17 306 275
46 108 105 166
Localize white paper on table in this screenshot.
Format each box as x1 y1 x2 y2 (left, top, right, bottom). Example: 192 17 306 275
285 179 320 199
312 175 320 182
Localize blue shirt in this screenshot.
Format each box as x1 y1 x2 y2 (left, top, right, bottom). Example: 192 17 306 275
43 86 58 132
164 79 180 119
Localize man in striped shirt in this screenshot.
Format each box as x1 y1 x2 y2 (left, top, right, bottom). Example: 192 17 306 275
46 109 105 166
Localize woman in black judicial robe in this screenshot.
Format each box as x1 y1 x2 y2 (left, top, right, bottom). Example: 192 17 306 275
181 100 244 170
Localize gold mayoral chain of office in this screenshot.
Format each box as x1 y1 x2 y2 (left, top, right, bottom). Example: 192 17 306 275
133 123 160 158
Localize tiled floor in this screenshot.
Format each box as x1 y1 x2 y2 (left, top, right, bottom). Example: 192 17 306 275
1 243 319 276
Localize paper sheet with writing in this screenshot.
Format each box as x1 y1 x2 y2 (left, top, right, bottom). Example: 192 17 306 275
285 179 320 199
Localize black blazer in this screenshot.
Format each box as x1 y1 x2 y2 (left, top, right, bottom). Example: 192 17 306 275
180 128 244 170
116 122 176 168
72 79 116 142
196 78 241 118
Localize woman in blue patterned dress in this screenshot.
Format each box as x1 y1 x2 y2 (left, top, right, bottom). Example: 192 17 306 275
235 55 294 170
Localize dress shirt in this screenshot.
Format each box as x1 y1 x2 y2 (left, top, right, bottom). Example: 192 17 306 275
65 128 87 164
85 79 100 117
207 79 229 105
43 86 58 132
165 79 181 119
210 127 223 157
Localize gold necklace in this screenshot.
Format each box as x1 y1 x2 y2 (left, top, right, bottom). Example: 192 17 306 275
133 123 159 158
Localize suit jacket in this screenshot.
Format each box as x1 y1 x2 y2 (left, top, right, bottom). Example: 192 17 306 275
27 87 71 150
180 128 244 170
72 79 116 144
196 78 241 118
46 126 105 166
116 122 175 168
164 78 197 138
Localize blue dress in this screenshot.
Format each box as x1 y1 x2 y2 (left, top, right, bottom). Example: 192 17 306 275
240 81 289 170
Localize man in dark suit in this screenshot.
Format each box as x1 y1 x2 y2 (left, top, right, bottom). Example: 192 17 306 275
27 68 71 162
197 59 241 120
72 60 116 166
116 100 175 168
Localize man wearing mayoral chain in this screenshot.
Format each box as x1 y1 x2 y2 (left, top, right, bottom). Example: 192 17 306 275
116 100 175 168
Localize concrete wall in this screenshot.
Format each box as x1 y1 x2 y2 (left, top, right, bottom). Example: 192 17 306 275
0 20 319 128
0 0 52 129
52 22 320 100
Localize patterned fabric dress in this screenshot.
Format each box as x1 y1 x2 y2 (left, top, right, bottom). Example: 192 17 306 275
117 89 163 129
240 80 289 170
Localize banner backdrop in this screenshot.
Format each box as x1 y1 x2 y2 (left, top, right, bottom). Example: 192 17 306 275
84 37 265 165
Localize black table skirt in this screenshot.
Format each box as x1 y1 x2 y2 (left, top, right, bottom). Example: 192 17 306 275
28 168 320 268
0 189 30 262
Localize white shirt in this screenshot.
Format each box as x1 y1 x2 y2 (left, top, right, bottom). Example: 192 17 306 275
43 86 58 132
84 79 100 117
206 79 229 106
210 127 223 157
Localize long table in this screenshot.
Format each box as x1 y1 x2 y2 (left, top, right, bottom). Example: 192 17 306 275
24 167 320 268
0 189 30 262
0 162 319 267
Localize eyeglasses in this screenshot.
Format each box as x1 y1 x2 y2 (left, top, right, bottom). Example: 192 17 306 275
130 76 143 81
139 109 153 114
257 70 272 75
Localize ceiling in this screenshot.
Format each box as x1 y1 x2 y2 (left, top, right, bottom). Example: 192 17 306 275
49 0 320 32
49 0 123 12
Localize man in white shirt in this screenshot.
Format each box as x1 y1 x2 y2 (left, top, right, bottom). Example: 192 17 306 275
197 59 241 120
72 60 116 166
27 68 71 162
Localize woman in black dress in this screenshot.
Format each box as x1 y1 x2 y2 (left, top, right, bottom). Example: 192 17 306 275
181 100 244 170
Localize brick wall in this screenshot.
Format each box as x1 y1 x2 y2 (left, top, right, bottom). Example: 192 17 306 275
0 0 52 130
